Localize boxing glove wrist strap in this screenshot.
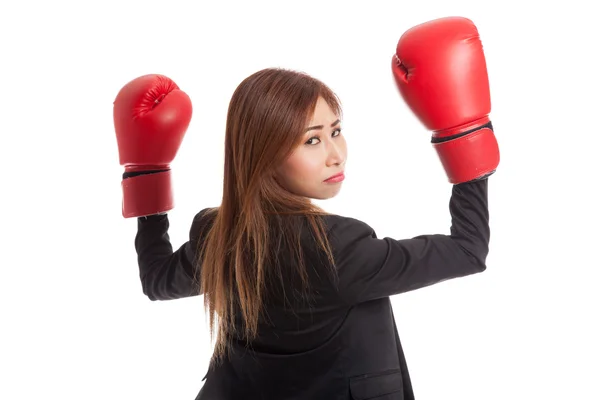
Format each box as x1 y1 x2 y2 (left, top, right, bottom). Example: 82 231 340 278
432 121 499 184
121 169 174 218
122 168 170 180
431 117 491 141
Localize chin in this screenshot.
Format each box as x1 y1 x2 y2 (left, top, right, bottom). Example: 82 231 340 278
311 189 342 200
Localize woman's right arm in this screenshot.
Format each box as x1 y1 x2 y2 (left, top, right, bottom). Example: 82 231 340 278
331 177 491 305
134 208 215 301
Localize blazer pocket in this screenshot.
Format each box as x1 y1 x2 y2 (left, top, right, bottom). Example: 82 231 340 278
349 370 404 400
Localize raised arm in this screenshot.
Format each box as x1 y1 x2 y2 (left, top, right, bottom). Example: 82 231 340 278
135 209 212 301
332 178 489 304
335 16 499 305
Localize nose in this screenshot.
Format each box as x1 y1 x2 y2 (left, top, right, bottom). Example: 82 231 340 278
326 141 345 167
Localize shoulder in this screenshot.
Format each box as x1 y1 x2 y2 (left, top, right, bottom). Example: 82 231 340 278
316 214 391 290
194 207 219 222
321 213 379 243
189 207 219 239
313 213 385 267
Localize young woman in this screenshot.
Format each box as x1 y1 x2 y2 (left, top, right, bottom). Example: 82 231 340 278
118 17 498 400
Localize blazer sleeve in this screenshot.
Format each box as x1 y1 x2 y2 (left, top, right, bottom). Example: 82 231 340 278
330 178 491 305
134 208 213 301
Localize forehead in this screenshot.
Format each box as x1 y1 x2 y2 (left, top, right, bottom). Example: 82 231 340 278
309 97 338 123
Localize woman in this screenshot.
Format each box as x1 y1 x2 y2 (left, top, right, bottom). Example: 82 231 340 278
133 60 495 400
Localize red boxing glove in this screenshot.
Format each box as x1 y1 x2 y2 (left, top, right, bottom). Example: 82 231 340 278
113 74 192 218
392 16 500 183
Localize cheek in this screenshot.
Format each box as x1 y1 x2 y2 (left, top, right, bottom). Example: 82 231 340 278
287 151 321 180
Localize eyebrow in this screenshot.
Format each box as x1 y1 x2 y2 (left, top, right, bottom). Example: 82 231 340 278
305 119 341 132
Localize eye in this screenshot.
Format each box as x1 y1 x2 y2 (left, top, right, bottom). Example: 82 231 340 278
305 128 342 145
305 137 319 145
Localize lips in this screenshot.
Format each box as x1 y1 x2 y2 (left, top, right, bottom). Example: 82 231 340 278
324 172 344 182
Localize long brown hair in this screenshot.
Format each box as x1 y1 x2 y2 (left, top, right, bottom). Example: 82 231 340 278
197 68 342 362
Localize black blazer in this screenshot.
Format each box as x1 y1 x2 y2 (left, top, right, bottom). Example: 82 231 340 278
134 178 490 400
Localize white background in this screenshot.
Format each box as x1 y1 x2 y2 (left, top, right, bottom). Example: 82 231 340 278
1 0 599 399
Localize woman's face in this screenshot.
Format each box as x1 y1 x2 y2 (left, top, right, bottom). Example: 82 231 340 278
275 97 347 200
